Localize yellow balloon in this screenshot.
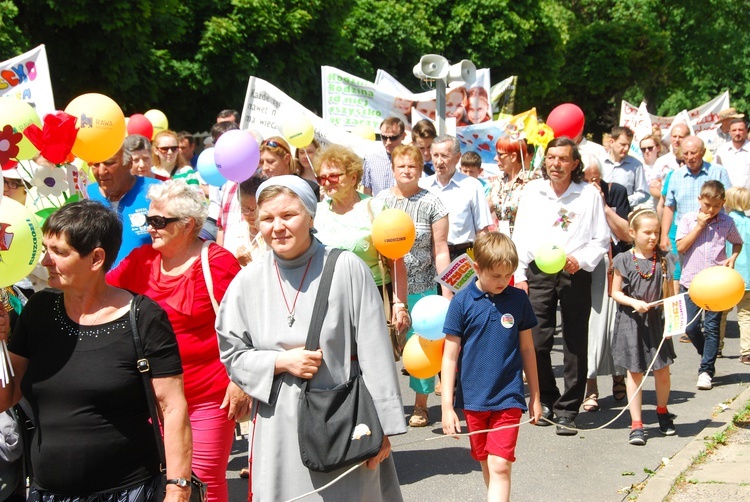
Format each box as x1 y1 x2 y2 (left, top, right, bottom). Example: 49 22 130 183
0 197 43 288
402 336 444 379
144 109 168 139
688 266 745 312
371 208 416 259
351 124 376 141
65 93 126 163
279 113 314 149
0 97 41 160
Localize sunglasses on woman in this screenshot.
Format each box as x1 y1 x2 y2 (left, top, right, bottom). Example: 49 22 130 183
146 215 181 229
316 172 346 185
261 140 290 153
157 146 179 154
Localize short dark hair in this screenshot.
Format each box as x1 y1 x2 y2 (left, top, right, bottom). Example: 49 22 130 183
460 151 482 168
122 135 151 166
211 121 240 142
217 109 240 122
239 172 267 198
542 137 584 184
610 126 634 141
380 116 405 135
43 200 122 272
729 118 747 128
411 119 437 141
177 131 195 146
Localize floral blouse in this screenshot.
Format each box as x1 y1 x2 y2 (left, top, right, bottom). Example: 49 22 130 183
488 170 538 236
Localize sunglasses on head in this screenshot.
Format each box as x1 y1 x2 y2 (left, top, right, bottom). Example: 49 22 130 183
381 134 401 142
261 140 290 153
316 172 345 185
146 215 181 229
157 146 179 153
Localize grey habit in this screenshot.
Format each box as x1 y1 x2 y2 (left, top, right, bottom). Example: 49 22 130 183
216 238 407 501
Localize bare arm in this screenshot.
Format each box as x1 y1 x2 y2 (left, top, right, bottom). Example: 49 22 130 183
441 335 461 435
610 268 651 312
660 205 674 251
726 243 742 268
431 216 453 300
604 205 631 243
152 375 192 502
676 213 709 254
387 258 410 331
519 329 541 424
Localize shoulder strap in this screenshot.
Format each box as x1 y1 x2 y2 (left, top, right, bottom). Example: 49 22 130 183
303 248 343 352
130 297 167 467
201 240 219 314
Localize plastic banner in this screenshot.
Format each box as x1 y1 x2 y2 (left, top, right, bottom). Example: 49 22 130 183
0 45 55 117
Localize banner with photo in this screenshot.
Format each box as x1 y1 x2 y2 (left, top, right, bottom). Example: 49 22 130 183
619 91 730 135
0 45 55 117
322 66 495 135
239 75 379 156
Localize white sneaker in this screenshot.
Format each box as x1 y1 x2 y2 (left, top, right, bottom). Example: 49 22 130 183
697 372 713 390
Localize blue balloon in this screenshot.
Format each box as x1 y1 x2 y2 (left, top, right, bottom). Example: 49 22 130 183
411 295 451 340
196 148 226 187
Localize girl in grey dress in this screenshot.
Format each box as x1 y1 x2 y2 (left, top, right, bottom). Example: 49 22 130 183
610 209 676 445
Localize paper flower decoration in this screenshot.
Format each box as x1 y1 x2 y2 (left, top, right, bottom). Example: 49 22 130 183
554 208 576 231
527 123 555 149
30 164 69 197
0 125 22 167
23 111 79 165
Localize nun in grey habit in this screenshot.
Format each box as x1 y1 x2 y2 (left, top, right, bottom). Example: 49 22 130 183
216 176 407 501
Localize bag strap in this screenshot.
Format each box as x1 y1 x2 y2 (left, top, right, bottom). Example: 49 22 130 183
201 240 219 314
303 248 343 352
129 297 168 467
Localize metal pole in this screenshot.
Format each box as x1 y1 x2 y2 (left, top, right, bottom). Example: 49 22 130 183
435 79 446 137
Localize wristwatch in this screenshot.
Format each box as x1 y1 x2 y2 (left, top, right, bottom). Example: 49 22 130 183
166 478 190 488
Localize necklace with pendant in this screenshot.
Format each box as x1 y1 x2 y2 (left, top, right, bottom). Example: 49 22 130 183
274 257 314 327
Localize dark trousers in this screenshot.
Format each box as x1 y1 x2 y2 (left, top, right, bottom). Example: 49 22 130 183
682 285 721 377
527 261 592 419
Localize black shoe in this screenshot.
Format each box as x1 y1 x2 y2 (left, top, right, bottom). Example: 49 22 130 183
401 367 410 376
555 417 578 436
629 428 646 446
536 405 555 426
657 412 676 436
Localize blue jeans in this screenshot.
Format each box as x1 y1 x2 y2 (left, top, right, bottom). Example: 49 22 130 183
682 286 721 377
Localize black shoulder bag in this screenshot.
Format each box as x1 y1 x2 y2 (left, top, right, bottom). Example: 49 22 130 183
297 248 385 472
129 298 207 502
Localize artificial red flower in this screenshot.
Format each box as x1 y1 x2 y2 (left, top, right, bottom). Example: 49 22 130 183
0 124 22 167
23 111 79 165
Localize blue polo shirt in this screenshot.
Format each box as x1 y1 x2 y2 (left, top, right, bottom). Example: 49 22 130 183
443 279 537 412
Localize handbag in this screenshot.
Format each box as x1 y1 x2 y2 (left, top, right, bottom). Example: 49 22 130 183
297 248 385 473
129 298 207 502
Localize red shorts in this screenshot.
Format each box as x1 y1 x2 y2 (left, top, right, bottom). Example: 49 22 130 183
464 408 523 462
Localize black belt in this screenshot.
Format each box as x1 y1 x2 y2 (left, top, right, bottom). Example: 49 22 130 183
448 242 473 254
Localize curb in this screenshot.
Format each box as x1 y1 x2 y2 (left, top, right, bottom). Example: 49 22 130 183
637 383 750 501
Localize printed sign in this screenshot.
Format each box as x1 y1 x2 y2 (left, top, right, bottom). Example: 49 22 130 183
436 254 476 294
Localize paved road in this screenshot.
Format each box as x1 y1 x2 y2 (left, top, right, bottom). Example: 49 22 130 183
227 314 750 501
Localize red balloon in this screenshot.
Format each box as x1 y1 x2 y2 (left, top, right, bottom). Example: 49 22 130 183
127 114 154 139
547 103 585 139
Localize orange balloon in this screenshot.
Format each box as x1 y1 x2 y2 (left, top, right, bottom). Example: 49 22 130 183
402 335 444 379
371 208 415 259
688 266 745 312
65 93 126 163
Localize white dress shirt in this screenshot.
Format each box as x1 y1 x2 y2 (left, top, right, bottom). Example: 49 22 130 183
512 178 609 282
715 140 750 189
419 170 492 245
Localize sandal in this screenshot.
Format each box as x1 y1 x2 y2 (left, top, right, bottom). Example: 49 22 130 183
434 379 442 396
582 393 599 412
612 376 627 401
409 405 429 427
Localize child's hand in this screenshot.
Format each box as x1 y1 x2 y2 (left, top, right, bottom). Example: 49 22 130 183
441 408 462 437
529 398 542 425
631 300 650 313
697 211 712 227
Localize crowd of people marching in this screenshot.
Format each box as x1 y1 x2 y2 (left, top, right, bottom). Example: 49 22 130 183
1 105 750 502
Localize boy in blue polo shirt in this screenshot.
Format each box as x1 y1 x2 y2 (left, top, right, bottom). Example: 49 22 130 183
441 232 541 502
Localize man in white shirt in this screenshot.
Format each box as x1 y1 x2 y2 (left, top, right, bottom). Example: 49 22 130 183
699 108 744 157
603 126 650 207
419 135 492 259
715 119 750 189
512 137 609 436
653 123 690 174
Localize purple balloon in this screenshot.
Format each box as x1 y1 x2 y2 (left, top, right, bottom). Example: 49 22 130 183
213 130 261 182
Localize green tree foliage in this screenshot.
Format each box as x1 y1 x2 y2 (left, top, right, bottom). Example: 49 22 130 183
2 0 749 134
